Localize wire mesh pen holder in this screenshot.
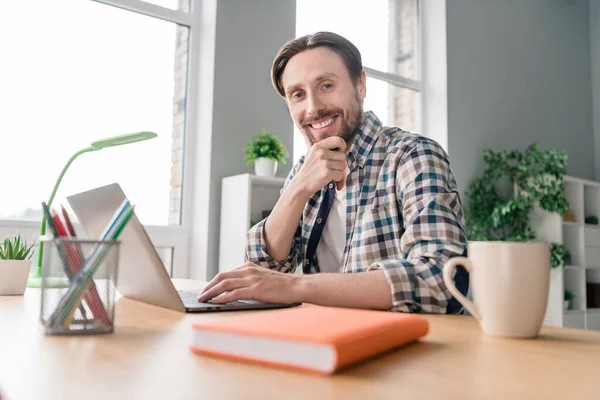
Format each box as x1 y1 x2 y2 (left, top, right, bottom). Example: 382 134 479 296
40 237 120 335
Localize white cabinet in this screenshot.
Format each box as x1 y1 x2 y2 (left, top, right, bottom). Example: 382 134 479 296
563 311 586 330
533 176 600 331
586 310 600 331
218 173 285 274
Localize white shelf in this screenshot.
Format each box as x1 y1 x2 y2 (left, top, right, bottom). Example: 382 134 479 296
565 309 585 315
249 174 286 188
565 175 600 188
583 224 600 230
564 265 584 270
218 173 286 274
535 175 600 331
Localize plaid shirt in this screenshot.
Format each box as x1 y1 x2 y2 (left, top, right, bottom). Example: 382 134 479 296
245 111 468 314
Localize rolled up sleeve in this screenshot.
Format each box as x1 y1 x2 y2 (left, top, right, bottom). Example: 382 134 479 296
244 159 305 274
367 139 467 313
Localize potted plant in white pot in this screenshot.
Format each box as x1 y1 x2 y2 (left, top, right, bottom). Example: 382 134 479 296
244 129 288 177
564 290 576 311
0 235 35 295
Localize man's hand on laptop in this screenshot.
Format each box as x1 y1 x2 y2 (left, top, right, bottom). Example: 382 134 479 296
197 263 303 304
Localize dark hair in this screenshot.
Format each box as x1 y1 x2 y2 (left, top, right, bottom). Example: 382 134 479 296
271 31 363 97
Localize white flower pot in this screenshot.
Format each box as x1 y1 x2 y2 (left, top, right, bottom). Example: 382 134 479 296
564 300 571 310
254 157 278 177
0 260 31 295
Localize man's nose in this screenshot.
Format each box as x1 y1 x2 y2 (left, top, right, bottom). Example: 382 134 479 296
306 94 325 117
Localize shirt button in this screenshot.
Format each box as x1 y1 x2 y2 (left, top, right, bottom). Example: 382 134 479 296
317 217 323 224
359 157 365 164
328 183 334 189
304 259 309 265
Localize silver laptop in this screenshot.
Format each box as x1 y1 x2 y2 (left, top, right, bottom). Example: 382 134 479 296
67 183 300 313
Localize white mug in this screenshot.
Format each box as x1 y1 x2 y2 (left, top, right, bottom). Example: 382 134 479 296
443 241 550 338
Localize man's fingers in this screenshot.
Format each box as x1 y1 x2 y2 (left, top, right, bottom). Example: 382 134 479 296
326 160 346 171
318 136 346 151
198 277 252 302
211 287 254 304
324 149 346 161
200 268 251 295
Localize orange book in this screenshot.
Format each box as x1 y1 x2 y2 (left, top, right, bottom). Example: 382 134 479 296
190 306 429 375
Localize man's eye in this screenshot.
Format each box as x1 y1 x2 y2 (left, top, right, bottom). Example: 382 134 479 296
293 91 304 99
322 83 333 89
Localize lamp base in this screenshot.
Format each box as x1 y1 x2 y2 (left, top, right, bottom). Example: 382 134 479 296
27 275 70 289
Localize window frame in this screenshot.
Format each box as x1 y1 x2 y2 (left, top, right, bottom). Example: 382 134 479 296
363 0 423 134
0 0 202 278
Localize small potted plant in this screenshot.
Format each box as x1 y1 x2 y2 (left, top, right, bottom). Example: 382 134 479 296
244 129 288 177
0 235 35 295
564 290 576 311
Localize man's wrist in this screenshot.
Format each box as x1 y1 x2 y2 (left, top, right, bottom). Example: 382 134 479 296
291 274 313 303
287 177 311 203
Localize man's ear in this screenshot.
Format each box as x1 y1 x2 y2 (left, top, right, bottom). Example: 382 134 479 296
357 70 367 101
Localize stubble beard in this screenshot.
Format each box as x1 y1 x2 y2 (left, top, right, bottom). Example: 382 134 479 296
301 94 364 148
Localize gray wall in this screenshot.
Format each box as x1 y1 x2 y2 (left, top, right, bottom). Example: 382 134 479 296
446 0 594 195
204 0 295 279
592 0 600 178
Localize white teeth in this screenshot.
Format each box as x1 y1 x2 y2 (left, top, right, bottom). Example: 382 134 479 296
312 117 334 129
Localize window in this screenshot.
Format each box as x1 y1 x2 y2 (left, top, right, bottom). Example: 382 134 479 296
294 0 421 163
0 0 197 277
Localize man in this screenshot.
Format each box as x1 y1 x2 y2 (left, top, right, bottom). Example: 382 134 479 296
199 32 468 313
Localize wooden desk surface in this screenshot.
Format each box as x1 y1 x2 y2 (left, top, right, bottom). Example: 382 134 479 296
0 280 598 400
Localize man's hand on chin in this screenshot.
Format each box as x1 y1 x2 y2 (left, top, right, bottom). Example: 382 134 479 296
197 263 304 304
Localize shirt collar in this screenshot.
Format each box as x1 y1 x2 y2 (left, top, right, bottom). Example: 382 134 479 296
347 110 382 170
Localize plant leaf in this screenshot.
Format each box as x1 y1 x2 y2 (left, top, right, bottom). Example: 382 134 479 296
23 244 35 261
6 239 13 260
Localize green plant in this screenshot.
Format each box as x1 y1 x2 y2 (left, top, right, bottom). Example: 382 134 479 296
564 290 576 302
0 235 35 261
244 129 288 166
551 243 571 269
465 143 570 268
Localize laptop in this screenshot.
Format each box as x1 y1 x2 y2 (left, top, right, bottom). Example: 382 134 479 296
67 183 300 313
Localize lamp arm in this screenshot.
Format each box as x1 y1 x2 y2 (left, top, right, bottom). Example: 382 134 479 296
35 147 96 276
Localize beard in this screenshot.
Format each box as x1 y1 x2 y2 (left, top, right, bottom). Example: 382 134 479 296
299 92 364 147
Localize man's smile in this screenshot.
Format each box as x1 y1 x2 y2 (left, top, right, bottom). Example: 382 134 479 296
307 114 340 135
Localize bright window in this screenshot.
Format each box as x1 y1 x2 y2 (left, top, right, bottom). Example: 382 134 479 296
0 0 196 277
294 0 421 163
0 0 188 226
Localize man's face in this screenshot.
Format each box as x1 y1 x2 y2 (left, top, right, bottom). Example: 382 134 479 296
281 47 366 148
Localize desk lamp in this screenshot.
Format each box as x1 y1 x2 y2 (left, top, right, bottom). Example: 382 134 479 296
27 131 158 288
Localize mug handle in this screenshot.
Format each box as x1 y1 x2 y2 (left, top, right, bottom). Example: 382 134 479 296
443 257 481 321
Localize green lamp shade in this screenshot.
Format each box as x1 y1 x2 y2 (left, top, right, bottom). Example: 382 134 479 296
90 131 158 150
27 130 158 289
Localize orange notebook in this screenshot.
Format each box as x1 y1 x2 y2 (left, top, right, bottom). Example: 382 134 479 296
190 306 429 375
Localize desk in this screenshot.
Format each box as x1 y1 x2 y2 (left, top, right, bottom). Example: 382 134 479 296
0 280 598 400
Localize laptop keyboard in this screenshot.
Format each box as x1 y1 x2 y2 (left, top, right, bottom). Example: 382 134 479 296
177 290 221 306
178 290 203 301
177 290 264 307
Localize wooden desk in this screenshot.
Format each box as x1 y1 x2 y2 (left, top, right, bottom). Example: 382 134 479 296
0 280 598 400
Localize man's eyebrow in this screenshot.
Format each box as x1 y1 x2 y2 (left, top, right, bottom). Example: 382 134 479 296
284 72 339 96
314 72 338 81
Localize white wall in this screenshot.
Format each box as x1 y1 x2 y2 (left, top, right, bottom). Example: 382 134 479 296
189 0 296 280
446 0 594 195
592 0 600 179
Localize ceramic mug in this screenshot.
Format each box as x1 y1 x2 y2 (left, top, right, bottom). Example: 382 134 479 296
443 241 550 338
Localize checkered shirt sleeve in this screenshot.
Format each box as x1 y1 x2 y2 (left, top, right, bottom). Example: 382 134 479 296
367 139 467 313
244 162 304 273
